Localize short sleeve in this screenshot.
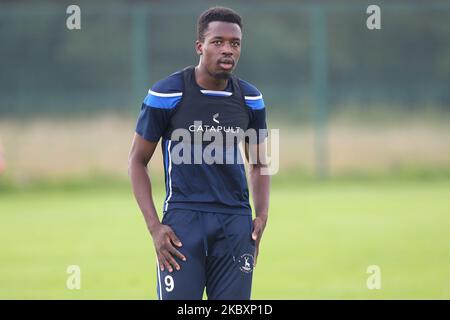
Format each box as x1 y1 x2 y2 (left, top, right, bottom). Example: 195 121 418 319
135 102 174 142
135 71 183 142
240 79 267 144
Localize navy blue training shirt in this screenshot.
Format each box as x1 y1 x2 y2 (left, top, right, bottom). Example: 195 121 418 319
136 66 267 215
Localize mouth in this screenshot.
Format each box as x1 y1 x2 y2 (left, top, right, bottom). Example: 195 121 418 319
218 59 234 71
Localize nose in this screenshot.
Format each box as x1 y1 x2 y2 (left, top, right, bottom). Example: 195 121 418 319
221 41 233 55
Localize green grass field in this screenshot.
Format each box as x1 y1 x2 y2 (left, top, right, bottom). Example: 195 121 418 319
1 178 449 299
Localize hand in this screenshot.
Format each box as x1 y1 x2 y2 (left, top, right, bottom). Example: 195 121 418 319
251 216 267 267
151 223 186 272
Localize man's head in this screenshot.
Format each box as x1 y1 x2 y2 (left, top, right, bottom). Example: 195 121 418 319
196 7 243 80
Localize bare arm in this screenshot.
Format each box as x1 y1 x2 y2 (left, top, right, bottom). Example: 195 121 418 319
128 133 160 231
246 140 271 266
128 133 186 272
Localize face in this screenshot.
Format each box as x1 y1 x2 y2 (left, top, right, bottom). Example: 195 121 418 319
196 21 242 79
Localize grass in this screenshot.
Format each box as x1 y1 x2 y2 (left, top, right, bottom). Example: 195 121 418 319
0 178 449 299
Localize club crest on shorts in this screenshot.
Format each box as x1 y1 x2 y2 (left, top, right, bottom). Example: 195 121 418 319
238 253 254 273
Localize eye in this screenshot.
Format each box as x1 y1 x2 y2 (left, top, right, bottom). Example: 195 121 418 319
231 41 240 47
213 40 222 45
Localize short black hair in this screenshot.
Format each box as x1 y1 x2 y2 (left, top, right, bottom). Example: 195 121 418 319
197 6 243 42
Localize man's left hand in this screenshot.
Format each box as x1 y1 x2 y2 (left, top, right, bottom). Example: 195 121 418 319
252 216 267 267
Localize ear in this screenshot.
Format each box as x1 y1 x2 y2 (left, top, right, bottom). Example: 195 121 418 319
195 40 203 55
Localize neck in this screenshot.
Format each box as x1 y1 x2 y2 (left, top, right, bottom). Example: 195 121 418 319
194 64 229 91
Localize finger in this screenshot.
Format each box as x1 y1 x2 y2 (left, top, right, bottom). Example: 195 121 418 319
252 219 258 240
252 221 261 241
161 251 173 272
164 250 181 271
254 245 259 267
157 254 165 272
162 250 176 272
168 230 182 247
169 246 187 262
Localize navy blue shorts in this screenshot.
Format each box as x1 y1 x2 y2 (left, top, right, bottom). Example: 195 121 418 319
156 209 256 300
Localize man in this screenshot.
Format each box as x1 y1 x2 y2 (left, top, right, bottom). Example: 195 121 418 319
128 6 270 300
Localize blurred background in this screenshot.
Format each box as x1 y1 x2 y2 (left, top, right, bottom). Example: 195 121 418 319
0 0 449 299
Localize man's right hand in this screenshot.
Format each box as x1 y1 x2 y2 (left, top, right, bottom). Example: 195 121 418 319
150 223 187 272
